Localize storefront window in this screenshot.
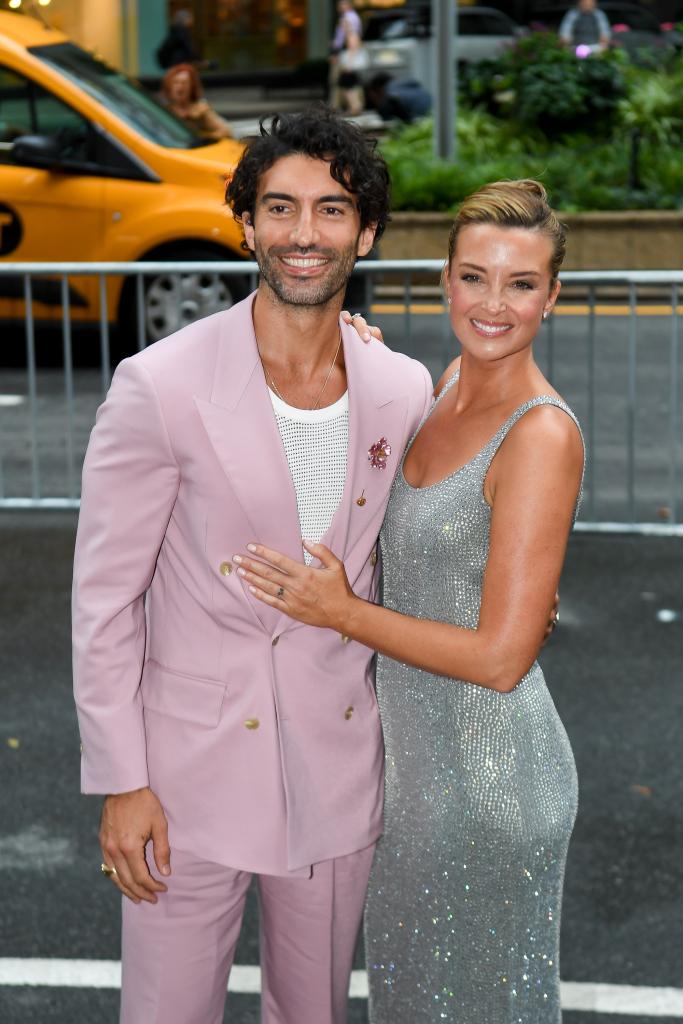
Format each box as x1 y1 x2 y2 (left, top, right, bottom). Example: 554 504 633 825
169 1 308 72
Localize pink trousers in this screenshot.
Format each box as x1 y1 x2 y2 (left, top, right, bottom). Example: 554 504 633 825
119 842 375 1024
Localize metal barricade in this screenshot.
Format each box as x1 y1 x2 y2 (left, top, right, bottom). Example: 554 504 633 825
0 261 681 535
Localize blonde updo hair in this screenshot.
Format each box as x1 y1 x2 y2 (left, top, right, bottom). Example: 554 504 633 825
447 180 567 284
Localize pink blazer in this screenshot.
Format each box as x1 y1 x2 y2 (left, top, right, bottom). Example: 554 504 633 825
72 294 432 874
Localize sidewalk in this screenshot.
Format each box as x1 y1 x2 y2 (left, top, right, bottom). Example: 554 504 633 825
198 83 386 139
202 83 322 119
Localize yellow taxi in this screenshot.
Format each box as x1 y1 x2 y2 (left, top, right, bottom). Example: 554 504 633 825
0 11 247 344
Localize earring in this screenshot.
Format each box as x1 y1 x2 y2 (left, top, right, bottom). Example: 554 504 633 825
542 310 550 321
446 296 451 306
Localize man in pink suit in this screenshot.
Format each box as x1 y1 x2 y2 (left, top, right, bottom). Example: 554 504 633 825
73 109 432 1024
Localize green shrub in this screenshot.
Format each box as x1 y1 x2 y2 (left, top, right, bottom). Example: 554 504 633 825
461 32 628 137
382 46 683 213
618 68 683 146
380 110 683 213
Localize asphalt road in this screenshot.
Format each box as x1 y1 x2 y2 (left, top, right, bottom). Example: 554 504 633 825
0 509 682 1023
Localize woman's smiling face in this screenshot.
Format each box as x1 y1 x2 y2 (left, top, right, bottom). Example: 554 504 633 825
447 223 560 363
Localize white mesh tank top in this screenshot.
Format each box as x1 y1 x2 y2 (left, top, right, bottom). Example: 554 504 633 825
268 389 349 564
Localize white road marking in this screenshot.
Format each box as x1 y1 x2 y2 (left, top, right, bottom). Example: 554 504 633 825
561 981 683 1015
0 826 72 871
655 608 679 623
0 959 120 989
0 960 682 1014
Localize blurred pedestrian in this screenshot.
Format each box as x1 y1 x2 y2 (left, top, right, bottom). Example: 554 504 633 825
336 28 369 116
365 73 432 123
559 0 611 53
156 8 201 70
160 64 233 140
331 0 362 55
329 1 366 111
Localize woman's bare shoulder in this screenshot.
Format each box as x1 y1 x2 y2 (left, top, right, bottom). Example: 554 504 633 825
486 400 584 509
500 400 584 467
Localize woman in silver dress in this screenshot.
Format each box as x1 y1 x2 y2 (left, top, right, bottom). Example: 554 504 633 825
237 180 584 1023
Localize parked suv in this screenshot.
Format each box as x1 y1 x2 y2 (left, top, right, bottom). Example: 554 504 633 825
0 11 247 345
362 5 524 83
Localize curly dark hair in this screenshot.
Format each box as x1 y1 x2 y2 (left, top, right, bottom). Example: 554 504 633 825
225 107 391 245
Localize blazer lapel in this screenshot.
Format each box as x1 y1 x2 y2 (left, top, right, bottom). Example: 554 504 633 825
194 298 303 632
326 322 409 578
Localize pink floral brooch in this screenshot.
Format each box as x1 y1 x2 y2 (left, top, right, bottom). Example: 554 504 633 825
368 436 392 470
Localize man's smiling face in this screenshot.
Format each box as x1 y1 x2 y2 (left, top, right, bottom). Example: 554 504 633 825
243 153 376 309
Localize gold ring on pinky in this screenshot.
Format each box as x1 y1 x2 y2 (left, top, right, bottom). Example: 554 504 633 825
101 862 117 878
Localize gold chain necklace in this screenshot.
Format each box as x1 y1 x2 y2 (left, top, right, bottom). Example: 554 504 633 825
257 329 343 411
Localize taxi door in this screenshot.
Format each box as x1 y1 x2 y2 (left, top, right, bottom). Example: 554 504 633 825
0 64 104 321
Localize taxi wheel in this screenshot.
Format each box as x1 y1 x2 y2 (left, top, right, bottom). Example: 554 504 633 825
117 246 250 352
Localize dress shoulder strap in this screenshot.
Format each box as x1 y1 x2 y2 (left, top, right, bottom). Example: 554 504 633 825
438 367 460 400
403 368 459 458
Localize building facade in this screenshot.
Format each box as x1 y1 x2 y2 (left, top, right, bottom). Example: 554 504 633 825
13 1 415 77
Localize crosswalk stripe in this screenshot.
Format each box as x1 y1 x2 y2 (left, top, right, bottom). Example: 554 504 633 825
1 959 683 1014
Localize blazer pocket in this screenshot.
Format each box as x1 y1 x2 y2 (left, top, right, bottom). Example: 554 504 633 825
141 660 227 727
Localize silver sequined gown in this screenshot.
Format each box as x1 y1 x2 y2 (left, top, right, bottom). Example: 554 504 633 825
365 377 581 1024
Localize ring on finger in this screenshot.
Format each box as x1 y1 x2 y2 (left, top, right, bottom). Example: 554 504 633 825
350 312 363 320
276 585 285 599
101 862 117 878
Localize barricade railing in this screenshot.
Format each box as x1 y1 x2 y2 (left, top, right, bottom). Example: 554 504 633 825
0 261 681 536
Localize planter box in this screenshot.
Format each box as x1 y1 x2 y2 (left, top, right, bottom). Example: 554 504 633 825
380 211 683 271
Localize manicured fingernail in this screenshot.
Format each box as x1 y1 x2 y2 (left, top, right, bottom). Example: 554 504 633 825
247 544 257 552
363 332 371 341
249 585 257 594
237 568 246 577
233 555 242 563
161 865 171 876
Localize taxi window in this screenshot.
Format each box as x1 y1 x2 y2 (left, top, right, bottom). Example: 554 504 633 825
0 65 88 163
30 42 209 150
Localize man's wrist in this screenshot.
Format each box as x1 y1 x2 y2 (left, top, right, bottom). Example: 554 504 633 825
106 786 150 800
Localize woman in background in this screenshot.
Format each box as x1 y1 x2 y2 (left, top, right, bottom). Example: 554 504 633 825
160 64 233 141
237 180 584 1023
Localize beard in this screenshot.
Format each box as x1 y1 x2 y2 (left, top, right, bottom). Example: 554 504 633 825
253 239 359 308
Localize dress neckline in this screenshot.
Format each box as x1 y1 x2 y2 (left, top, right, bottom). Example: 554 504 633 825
400 370 569 494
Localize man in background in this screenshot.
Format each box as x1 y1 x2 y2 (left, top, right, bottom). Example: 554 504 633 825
559 0 611 53
156 8 202 70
